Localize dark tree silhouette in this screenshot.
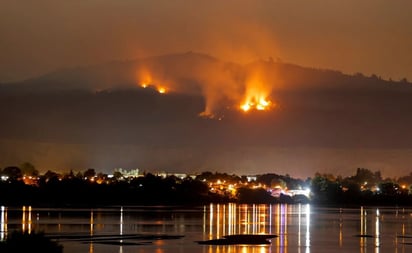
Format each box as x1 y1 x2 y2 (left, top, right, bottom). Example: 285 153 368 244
20 162 39 177
1 166 22 181
83 168 96 179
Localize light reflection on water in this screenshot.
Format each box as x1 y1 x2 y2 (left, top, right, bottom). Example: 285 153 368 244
0 206 7 241
205 203 311 253
2 204 412 252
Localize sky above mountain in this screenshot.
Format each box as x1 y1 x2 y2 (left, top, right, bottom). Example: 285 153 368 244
1 0 412 83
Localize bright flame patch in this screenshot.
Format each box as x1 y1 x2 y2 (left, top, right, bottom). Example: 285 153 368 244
157 87 166 94
240 71 274 113
240 96 272 112
136 69 169 94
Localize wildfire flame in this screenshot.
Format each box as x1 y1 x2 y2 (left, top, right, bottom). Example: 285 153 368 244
136 68 169 94
157 87 166 94
139 83 168 94
240 96 272 112
135 63 276 117
240 73 273 112
138 69 153 89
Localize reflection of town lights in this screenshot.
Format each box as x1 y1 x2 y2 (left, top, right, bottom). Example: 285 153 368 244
375 208 380 247
306 204 311 247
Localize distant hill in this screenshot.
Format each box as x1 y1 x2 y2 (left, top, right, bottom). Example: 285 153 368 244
1 52 412 174
3 52 410 94
0 52 223 93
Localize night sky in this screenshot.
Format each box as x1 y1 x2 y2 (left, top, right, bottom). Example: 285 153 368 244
1 1 412 178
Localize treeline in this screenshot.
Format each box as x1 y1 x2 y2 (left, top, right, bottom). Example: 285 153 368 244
0 169 302 206
2 164 412 206
0 166 307 206
310 168 412 206
0 173 229 207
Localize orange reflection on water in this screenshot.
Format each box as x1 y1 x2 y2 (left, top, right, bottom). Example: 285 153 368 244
375 209 380 248
89 241 94 253
359 207 381 253
207 203 273 239
205 245 270 253
21 206 32 234
89 210 94 253
204 204 311 253
90 210 94 235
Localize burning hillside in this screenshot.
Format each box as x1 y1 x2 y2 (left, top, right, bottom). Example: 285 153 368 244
134 53 278 118
2 52 412 175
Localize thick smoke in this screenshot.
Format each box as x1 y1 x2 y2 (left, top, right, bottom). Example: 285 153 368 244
134 51 281 117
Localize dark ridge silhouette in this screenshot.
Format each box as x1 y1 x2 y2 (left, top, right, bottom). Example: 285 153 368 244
1 52 412 173
2 51 411 93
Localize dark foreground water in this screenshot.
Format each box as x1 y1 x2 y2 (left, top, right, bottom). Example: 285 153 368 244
2 204 412 253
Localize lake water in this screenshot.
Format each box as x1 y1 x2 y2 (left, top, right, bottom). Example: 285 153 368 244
2 204 412 253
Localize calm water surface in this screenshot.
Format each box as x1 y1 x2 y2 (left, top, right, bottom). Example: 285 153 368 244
2 204 412 253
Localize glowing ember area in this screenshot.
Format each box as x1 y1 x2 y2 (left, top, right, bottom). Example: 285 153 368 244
138 80 168 94
138 82 168 94
239 71 274 113
157 87 166 94
256 97 270 110
240 103 251 112
240 96 272 112
136 68 171 94
138 75 152 88
199 111 214 118
136 68 154 89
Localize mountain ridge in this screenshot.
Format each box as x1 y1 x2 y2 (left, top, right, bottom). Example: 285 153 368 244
1 52 412 174
2 51 410 95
